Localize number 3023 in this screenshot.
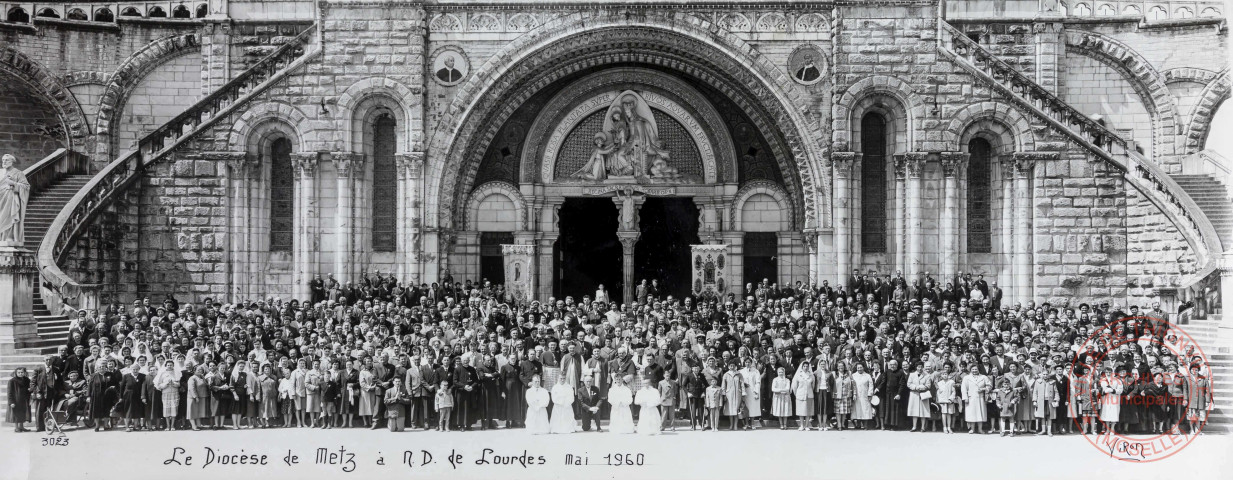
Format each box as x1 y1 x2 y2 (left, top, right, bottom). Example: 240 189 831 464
603 453 645 466
41 437 69 447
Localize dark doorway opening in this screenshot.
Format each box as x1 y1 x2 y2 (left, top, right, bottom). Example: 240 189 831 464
555 198 622 301
634 197 700 300
743 232 778 288
480 231 513 286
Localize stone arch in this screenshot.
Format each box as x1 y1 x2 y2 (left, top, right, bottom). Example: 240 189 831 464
245 118 301 158
230 101 312 153
465 181 527 231
833 75 921 153
1064 30 1180 157
0 47 91 149
1162 67 1220 86
95 33 201 160
1183 69 1230 153
944 101 1035 154
732 180 793 231
425 11 825 235
336 77 419 152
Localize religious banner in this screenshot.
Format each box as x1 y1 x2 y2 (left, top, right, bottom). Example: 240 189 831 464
690 244 730 299
502 244 536 305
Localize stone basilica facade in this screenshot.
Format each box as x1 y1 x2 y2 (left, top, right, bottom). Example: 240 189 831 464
0 0 1229 313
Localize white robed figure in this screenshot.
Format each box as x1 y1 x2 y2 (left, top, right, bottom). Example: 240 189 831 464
607 376 635 434
635 384 662 435
525 375 551 434
549 377 577 434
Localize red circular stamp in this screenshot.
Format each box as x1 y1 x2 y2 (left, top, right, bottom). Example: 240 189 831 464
1067 316 1213 462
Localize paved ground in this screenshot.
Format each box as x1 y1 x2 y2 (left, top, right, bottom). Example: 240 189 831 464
1 424 1230 479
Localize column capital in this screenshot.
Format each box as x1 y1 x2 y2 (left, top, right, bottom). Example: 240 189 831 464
893 154 908 180
904 152 929 178
616 231 640 253
291 151 320 176
940 152 970 177
830 152 861 178
330 152 365 178
1011 151 1056 175
396 152 426 177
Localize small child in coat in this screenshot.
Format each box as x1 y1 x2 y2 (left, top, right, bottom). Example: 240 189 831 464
995 377 1019 437
435 380 453 432
705 378 722 432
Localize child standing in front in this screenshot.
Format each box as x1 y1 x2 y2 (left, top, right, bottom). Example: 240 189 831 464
995 377 1018 437
705 377 722 432
435 380 453 432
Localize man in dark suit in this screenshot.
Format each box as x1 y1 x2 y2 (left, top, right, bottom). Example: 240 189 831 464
309 274 325 305
847 269 863 297
636 280 649 305
681 364 707 429
973 273 990 299
576 374 603 432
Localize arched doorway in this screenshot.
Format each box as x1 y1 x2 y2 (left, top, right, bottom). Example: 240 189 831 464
431 19 822 301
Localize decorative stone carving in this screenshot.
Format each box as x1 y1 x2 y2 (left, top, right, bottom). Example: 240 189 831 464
831 152 860 179
794 13 828 33
506 13 539 32
904 152 928 178
544 89 711 184
429 13 462 32
717 13 751 32
0 154 30 246
940 152 970 177
788 45 826 85
332 152 363 178
429 46 469 87
468 13 501 32
755 12 789 32
290 152 319 176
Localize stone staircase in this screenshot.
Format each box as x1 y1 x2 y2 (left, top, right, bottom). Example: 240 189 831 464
937 21 1230 433
1172 175 1233 250
22 174 92 351
0 23 320 422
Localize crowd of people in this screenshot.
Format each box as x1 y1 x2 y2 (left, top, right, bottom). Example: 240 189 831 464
5 268 1217 437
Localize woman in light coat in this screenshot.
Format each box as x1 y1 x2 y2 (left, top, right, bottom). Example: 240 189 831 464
738 358 762 429
791 361 815 430
961 364 991 434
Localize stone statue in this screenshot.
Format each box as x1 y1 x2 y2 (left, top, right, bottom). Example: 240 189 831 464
647 139 680 179
572 132 617 181
616 193 639 231
0 154 30 246
604 91 669 179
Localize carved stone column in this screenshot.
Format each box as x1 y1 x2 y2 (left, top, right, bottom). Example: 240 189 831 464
941 152 969 282
831 152 858 285
216 151 251 301
1013 152 1051 303
803 229 819 284
332 152 363 283
893 154 908 274
397 152 425 283
612 193 645 306
905 152 927 283
291 152 319 301
1000 156 1017 301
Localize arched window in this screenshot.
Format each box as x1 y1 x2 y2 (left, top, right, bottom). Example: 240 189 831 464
6 7 29 23
120 7 141 17
269 138 294 252
196 4 208 18
860 113 888 253
967 138 993 253
172 5 191 18
1201 7 1220 17
1122 5 1141 16
1096 3 1115 15
1149 6 1168 20
36 8 60 19
1074 3 1091 15
371 114 397 252
67 8 87 21
149 7 167 18
1176 7 1194 19
95 8 114 22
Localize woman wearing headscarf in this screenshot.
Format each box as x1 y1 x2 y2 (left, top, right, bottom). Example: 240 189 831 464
187 365 210 430
792 360 815 430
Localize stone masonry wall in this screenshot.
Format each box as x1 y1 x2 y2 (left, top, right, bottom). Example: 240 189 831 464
135 153 229 300
1125 185 1200 304
0 78 65 167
